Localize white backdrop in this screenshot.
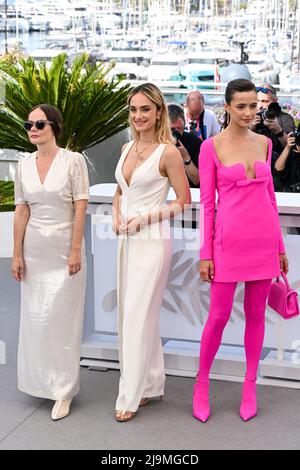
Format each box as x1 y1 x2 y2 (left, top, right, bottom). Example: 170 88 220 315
93 221 300 350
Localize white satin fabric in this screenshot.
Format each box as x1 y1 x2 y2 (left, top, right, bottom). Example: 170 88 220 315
115 141 173 412
14 148 89 400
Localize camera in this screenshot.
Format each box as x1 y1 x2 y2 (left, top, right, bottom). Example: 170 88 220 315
255 102 282 134
261 102 282 120
291 131 300 147
171 129 181 147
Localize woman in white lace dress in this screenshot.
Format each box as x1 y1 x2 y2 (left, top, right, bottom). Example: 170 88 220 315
12 104 89 421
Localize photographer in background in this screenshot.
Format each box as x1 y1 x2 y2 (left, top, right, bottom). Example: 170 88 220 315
274 130 300 193
185 91 220 141
252 84 295 154
168 104 201 188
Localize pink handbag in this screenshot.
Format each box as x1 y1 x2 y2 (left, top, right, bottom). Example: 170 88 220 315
268 272 299 320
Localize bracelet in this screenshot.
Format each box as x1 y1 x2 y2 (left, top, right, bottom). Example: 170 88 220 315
184 158 192 166
275 129 284 138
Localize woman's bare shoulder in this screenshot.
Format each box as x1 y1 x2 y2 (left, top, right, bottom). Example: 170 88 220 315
251 131 269 150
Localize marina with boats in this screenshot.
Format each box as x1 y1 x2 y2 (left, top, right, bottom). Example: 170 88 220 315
1 0 300 94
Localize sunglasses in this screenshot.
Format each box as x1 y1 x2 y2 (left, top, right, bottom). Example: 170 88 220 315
23 120 54 131
256 87 272 94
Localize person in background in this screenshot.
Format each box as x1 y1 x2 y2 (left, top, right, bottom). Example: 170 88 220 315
185 90 220 141
168 104 201 188
273 129 300 193
252 84 295 154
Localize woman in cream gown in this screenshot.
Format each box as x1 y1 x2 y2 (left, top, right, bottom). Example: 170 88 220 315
113 83 191 422
12 104 89 421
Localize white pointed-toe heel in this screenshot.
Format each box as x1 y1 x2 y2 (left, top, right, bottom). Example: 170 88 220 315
51 399 73 421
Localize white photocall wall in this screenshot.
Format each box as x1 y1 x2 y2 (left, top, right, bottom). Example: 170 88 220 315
92 220 300 350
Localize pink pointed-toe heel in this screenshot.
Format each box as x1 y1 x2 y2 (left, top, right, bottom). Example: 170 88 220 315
193 375 210 423
240 377 257 422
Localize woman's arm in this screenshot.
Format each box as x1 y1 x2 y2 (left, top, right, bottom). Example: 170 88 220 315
199 139 216 260
69 153 89 275
11 204 30 281
145 144 191 222
198 139 216 282
267 171 286 255
69 200 88 275
112 184 122 235
177 140 199 186
267 177 288 271
274 133 295 172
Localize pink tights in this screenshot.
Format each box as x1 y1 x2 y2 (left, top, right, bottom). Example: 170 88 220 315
198 279 272 382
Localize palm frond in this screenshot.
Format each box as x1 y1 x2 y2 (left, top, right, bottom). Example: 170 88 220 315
0 52 132 153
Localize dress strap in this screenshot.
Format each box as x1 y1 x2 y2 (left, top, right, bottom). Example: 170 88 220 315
121 140 135 159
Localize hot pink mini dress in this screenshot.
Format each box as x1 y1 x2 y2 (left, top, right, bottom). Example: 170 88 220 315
199 137 285 282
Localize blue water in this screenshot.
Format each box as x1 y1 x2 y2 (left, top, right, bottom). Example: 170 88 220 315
0 31 52 53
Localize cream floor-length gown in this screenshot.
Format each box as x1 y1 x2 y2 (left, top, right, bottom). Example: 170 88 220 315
115 141 173 412
14 148 89 400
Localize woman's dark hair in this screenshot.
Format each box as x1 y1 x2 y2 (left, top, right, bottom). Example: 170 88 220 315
28 104 62 139
222 79 256 130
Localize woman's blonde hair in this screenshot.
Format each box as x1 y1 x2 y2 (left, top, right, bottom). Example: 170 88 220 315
127 83 175 144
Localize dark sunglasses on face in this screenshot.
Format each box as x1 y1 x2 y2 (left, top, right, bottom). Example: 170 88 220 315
23 120 54 131
256 87 271 94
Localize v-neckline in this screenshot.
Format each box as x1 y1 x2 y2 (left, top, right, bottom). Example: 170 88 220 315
34 148 61 187
121 141 161 188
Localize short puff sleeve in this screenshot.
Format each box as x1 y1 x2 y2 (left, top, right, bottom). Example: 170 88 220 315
70 153 89 201
14 160 27 205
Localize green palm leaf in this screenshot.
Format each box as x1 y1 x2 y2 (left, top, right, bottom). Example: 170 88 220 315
0 52 132 153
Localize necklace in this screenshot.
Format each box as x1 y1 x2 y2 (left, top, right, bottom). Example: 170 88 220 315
134 139 155 161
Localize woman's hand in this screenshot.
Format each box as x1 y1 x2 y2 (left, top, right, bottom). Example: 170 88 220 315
119 216 144 236
280 253 289 274
199 260 214 283
112 217 120 236
68 249 81 276
11 256 25 281
287 132 296 149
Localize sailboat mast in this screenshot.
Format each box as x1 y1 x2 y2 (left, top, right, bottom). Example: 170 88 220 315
297 0 300 72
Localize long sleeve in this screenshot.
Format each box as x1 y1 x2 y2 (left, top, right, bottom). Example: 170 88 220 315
199 139 216 259
14 159 27 205
70 153 90 201
267 165 285 254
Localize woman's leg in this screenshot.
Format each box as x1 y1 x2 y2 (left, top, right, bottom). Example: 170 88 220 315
244 278 272 380
194 281 237 421
241 278 272 421
198 281 238 382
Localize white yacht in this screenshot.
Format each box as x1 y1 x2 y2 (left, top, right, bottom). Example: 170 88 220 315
180 51 234 89
29 14 50 32
102 50 151 80
245 54 280 84
146 53 187 83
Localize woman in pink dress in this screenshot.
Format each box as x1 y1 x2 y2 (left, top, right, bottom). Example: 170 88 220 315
194 79 289 422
